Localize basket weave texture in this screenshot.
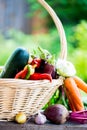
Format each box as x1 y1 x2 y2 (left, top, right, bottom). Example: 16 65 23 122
0 78 63 120
0 0 67 121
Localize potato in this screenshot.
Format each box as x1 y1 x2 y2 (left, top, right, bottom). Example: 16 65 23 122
44 104 69 124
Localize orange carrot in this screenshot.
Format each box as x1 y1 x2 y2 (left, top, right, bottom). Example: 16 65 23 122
64 77 84 111
73 76 87 93
65 88 76 112
72 97 84 111
65 87 83 111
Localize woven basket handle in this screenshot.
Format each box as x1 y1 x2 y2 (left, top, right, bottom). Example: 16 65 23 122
37 0 67 60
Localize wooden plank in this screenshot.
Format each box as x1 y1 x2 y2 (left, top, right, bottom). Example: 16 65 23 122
0 121 87 130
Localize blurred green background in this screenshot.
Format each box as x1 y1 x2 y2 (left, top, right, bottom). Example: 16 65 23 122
0 0 87 81
0 0 87 108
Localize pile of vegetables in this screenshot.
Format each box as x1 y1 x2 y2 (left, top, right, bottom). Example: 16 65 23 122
0 0 87 125
14 46 57 81
0 47 87 125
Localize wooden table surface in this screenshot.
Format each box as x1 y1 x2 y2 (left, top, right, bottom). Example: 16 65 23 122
0 120 87 130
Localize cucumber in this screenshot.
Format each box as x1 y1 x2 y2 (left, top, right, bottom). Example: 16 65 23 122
0 47 29 78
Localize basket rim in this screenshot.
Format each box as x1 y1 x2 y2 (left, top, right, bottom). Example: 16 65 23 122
0 76 63 89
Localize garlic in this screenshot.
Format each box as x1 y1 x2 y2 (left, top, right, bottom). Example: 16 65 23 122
34 112 47 125
56 59 76 77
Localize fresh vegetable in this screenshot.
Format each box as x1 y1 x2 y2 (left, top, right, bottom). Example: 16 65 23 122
0 47 29 78
15 112 27 124
30 58 41 68
69 110 87 124
56 59 76 77
73 76 87 93
44 104 69 124
64 88 76 112
34 112 47 125
41 61 56 79
15 64 35 79
57 86 68 108
15 65 28 79
31 47 57 79
29 73 52 82
34 59 45 73
31 46 55 66
64 77 84 111
35 59 56 79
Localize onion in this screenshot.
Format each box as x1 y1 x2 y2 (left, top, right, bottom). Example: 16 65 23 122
56 59 76 77
15 112 27 124
34 112 47 125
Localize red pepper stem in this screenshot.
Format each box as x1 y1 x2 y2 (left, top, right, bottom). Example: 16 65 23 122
29 73 52 82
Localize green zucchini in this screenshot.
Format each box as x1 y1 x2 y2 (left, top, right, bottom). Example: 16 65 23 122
0 47 29 78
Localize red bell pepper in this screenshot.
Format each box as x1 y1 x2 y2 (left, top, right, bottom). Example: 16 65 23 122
29 73 52 82
30 58 41 68
15 66 28 79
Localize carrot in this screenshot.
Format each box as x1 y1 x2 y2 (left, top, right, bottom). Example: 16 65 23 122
73 76 87 93
64 77 84 111
72 98 85 111
64 88 76 112
65 87 83 111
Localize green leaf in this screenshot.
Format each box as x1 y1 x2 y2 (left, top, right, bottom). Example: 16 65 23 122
38 46 56 65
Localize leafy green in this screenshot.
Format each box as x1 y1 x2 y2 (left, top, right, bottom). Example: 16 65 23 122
31 46 56 65
38 47 56 65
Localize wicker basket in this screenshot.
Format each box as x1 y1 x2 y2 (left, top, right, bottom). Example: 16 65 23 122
0 0 67 121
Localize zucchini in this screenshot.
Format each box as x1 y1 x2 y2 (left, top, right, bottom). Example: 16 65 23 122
0 47 29 78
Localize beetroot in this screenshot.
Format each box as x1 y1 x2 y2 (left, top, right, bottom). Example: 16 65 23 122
44 104 69 124
35 59 57 79
69 110 87 124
